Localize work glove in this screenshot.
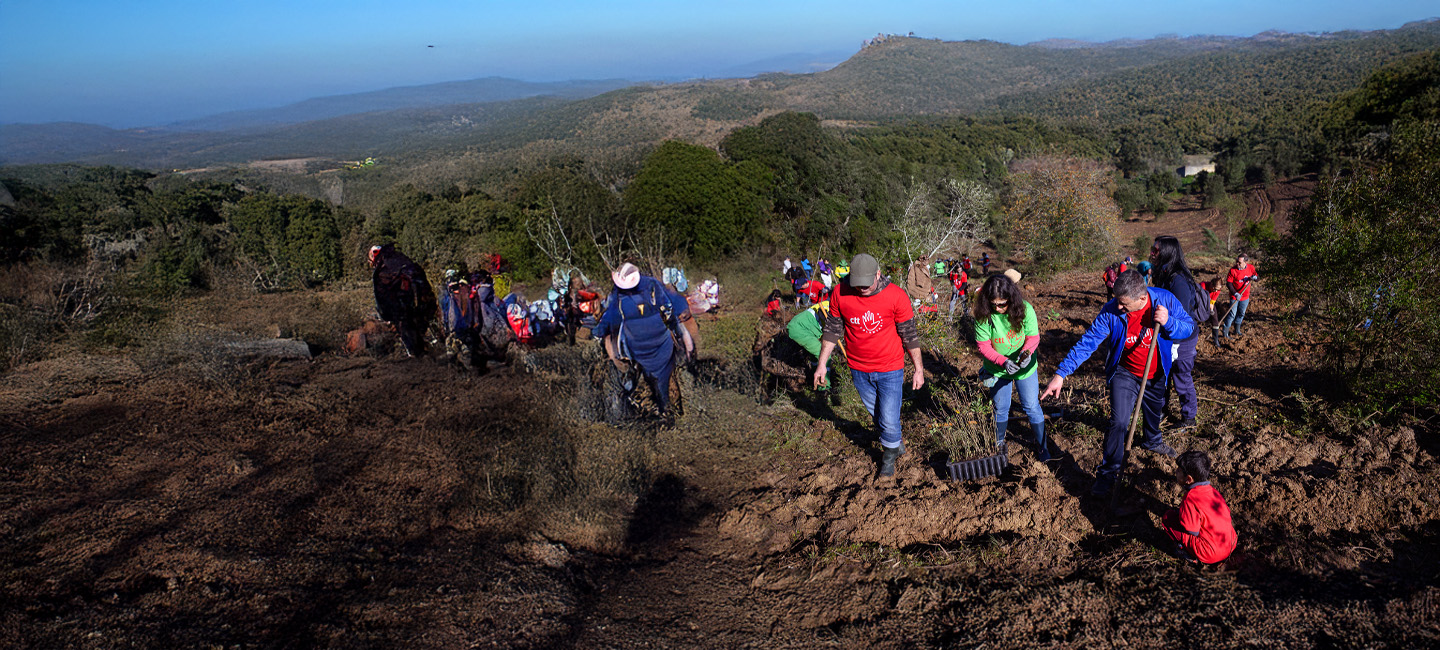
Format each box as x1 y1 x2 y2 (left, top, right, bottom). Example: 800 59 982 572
1003 358 1023 375
1017 350 1033 369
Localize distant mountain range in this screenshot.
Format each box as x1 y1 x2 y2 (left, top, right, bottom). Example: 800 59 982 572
163 77 636 132
2 21 1436 169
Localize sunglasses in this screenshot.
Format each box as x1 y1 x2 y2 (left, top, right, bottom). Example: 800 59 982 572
992 299 1009 307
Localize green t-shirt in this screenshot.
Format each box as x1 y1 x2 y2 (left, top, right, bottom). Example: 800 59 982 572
974 302 1039 380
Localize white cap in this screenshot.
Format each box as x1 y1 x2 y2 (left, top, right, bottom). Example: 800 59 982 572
612 263 640 290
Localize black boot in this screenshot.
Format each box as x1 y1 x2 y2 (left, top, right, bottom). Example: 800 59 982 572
1211 327 1222 348
1235 323 1243 337
879 442 906 477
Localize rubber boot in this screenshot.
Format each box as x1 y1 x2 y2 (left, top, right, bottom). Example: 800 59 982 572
1211 327 1222 348
878 442 905 477
995 420 1008 449
1032 420 1051 462
1234 322 1243 338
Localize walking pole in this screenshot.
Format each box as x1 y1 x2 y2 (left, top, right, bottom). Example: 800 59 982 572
1111 327 1159 511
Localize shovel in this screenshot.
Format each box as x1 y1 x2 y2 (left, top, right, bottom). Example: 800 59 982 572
1111 326 1159 512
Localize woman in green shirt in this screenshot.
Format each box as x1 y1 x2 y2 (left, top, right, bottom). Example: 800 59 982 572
973 274 1049 461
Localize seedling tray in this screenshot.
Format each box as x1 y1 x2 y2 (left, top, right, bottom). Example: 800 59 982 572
945 449 1009 481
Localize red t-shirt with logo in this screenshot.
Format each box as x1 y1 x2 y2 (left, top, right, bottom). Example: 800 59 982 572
1227 264 1257 300
949 270 967 290
829 283 914 373
1119 299 1160 379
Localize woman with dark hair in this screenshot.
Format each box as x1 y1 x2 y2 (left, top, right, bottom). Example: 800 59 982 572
1150 235 1204 432
973 274 1048 460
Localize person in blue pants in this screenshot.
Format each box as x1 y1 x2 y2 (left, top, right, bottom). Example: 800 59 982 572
972 273 1049 461
1041 270 1195 496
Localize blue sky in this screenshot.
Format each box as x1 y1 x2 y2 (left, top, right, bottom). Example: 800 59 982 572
0 0 1434 128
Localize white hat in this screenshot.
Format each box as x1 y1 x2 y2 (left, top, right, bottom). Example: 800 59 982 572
612 263 640 290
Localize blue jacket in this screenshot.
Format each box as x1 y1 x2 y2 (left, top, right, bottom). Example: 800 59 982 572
592 276 679 376
1056 287 1196 381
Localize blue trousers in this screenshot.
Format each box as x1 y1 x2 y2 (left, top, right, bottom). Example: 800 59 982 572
982 370 1045 445
1102 370 1168 480
1167 337 1198 420
1223 299 1250 331
852 368 905 449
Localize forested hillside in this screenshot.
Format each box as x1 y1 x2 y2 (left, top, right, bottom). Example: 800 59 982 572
4 21 1436 173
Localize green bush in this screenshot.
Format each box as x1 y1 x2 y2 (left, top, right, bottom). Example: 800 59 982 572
1273 121 1440 409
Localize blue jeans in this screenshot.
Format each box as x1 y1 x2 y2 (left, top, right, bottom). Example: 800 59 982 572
1223 299 1250 331
1101 370 1168 480
851 368 905 449
949 289 964 316
982 370 1045 444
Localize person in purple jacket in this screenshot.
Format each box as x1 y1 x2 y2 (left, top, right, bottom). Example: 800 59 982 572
1041 270 1195 497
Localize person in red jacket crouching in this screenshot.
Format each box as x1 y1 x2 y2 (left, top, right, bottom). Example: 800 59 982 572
1163 450 1237 566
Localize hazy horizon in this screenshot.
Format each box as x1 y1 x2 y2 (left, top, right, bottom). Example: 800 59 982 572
1 0 1435 129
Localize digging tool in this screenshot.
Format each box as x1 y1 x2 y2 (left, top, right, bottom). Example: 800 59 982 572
1111 326 1160 511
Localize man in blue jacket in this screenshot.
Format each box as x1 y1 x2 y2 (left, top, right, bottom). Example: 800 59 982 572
593 263 694 418
1041 270 1195 496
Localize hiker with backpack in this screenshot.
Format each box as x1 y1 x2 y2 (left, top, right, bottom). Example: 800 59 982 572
907 254 937 306
592 263 694 418
439 271 485 368
813 254 925 477
1222 254 1259 338
980 252 992 276
1150 236 1209 432
1040 269 1195 497
974 273 1049 461
369 244 437 358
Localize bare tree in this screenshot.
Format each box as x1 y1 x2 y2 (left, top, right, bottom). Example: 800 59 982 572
525 200 575 264
896 179 993 266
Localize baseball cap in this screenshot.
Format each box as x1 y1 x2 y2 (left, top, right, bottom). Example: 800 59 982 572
849 254 879 288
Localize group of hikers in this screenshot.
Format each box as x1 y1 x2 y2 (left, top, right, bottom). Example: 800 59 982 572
367 244 718 422
787 238 1239 566
370 237 1240 567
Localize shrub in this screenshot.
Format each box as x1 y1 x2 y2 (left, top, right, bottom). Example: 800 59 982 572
1002 157 1120 273
1273 121 1440 409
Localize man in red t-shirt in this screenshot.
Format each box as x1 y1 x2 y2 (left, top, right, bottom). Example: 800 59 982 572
1222 254 1259 338
814 253 924 477
1163 450 1237 565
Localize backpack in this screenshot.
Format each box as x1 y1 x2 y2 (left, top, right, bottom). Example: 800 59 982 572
1189 278 1214 324
1103 263 1121 291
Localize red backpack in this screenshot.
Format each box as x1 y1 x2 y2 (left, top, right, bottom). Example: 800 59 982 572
1103 263 1121 291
